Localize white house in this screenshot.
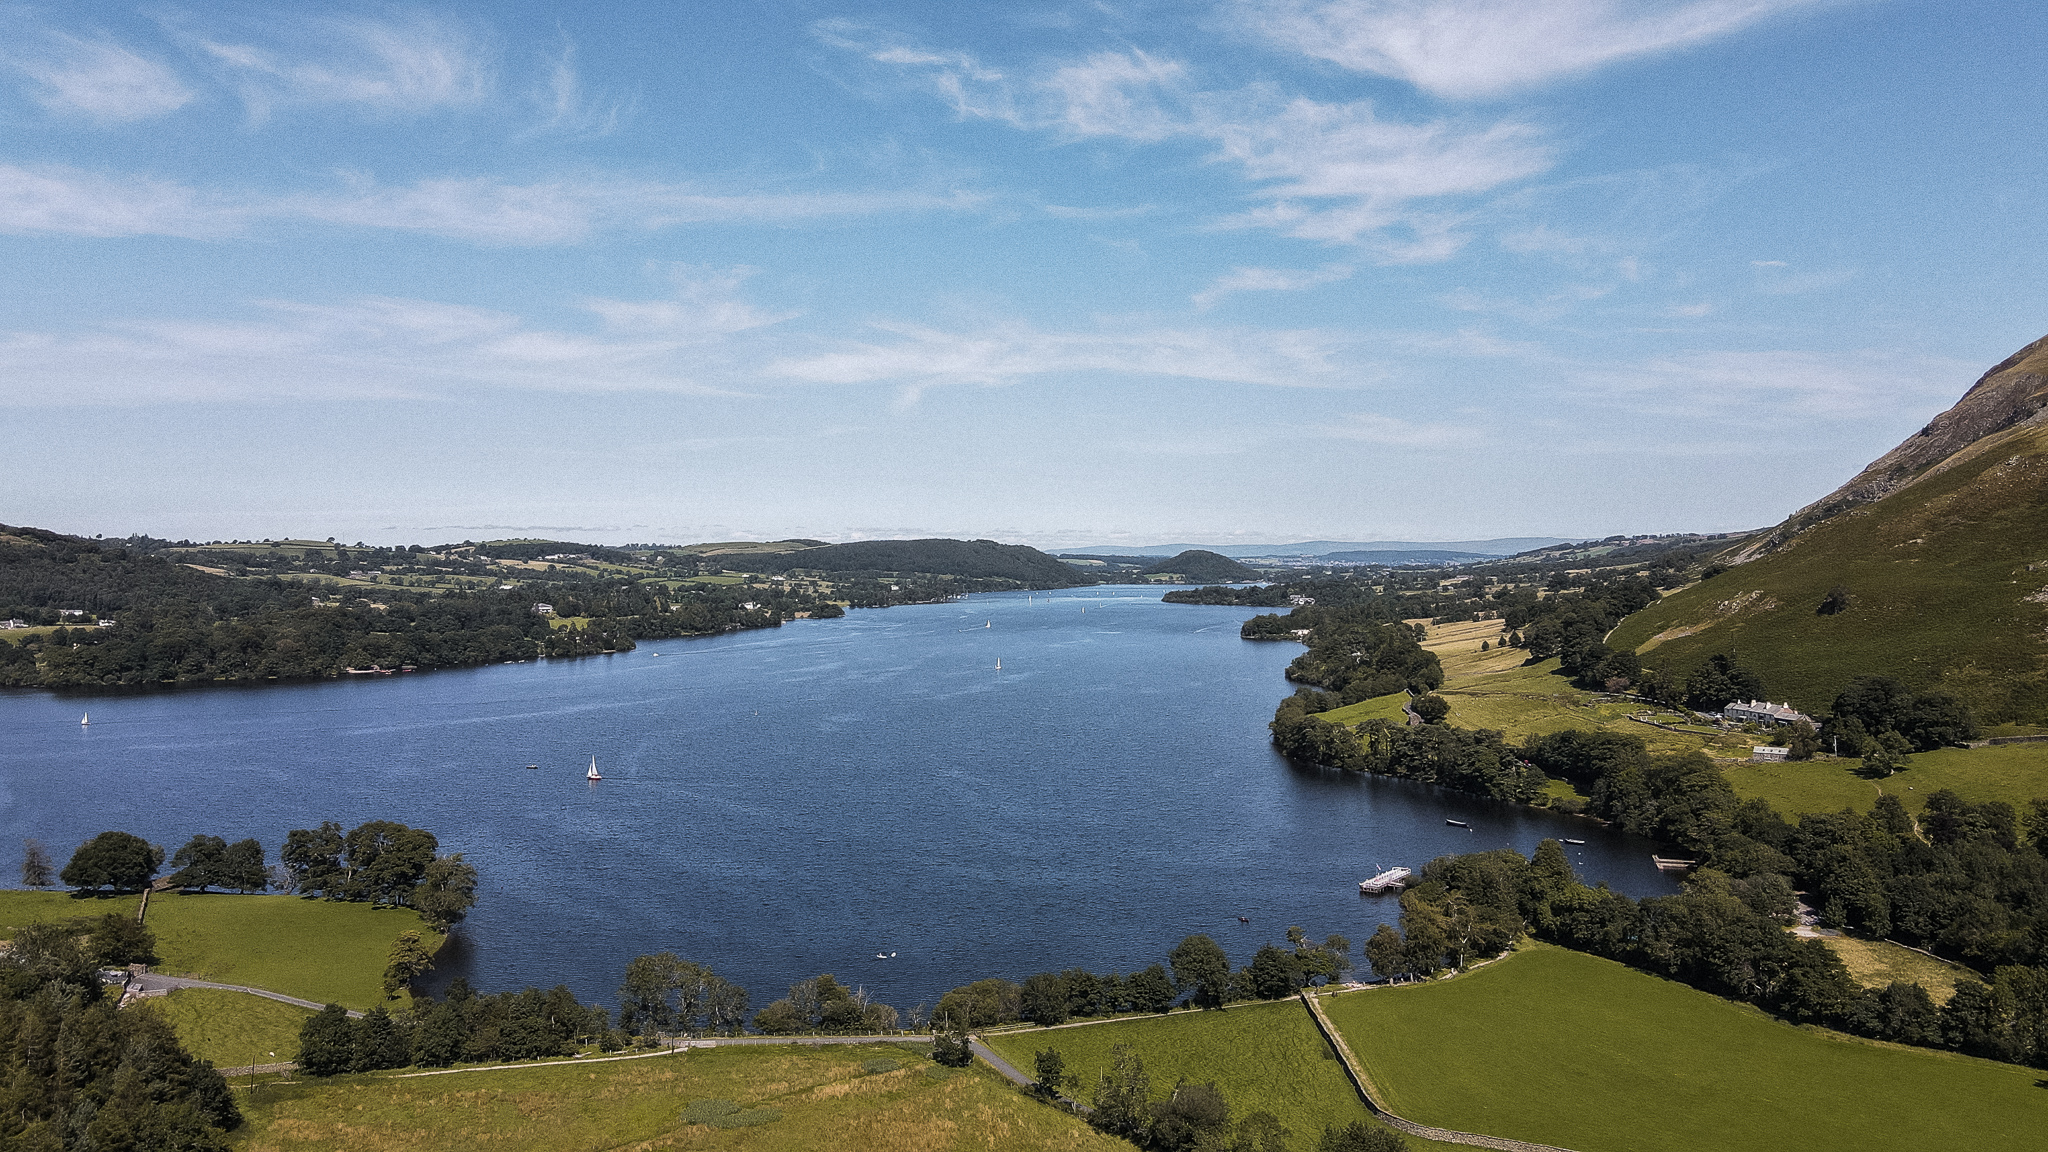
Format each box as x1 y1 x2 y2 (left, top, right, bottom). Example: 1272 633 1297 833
1723 700 1811 727
532 602 555 615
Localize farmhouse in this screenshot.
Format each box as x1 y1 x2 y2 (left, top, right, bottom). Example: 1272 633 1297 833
1723 699 1811 727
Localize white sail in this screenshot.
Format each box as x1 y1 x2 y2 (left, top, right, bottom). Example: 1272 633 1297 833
587 755 602 781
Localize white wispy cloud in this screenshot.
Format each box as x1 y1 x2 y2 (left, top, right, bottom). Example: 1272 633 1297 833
1193 263 1353 308
0 165 984 244
6 31 194 122
1234 0 1818 99
530 38 629 136
769 319 1359 392
820 26 1552 249
0 164 241 238
1570 348 1972 418
181 10 494 119
0 280 795 406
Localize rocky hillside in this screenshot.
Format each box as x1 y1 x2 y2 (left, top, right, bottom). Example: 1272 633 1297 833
1609 330 2048 725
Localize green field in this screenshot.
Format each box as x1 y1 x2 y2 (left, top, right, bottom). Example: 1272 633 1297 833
1325 943 2043 1152
1726 742 2048 816
1318 691 1412 725
1822 937 1970 1004
0 888 141 933
149 988 312 1068
231 1042 1117 1152
982 1000 1432 1150
145 893 438 1011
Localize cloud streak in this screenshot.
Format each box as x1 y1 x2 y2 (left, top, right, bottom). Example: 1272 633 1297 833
182 11 495 120
1194 263 1354 308
0 165 985 244
5 31 194 122
1235 0 1818 99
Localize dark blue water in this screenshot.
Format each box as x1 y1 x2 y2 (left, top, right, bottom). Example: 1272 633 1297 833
0 588 1675 1011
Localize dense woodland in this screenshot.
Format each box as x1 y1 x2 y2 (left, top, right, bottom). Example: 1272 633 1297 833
0 920 241 1150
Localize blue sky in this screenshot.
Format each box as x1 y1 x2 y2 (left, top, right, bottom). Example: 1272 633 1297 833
3 1 2044 548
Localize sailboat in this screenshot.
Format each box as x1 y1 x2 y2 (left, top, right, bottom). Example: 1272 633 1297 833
994 657 1002 671
985 620 991 628
80 713 88 727
586 755 602 782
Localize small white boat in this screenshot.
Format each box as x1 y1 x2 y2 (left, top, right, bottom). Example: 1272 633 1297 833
586 755 602 782
1562 838 1586 845
995 657 1002 670
985 620 991 628
1359 867 1412 894
80 713 89 726
1445 819 1469 828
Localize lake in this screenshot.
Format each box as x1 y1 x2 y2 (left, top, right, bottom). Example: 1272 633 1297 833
1 587 1676 1013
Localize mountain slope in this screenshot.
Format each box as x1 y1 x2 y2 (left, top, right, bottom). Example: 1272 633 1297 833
1609 332 2048 723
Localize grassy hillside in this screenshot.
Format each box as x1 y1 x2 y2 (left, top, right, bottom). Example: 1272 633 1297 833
1325 943 2044 1152
1609 419 2048 723
233 1043 1118 1152
150 988 312 1068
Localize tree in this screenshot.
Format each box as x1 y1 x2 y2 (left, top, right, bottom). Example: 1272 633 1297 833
1411 694 1450 724
60 830 160 891
220 838 268 892
298 1004 358 1076
1230 1111 1294 1152
931 1017 974 1067
414 853 477 929
1364 924 1407 980
1020 971 1071 1026
85 912 159 966
355 1005 411 1071
1032 1047 1069 1099
20 838 53 887
1089 1043 1151 1141
169 834 228 890
344 820 439 905
1149 1078 1232 1152
1684 654 1764 712
384 930 436 997
1243 943 1305 999
1168 934 1232 1007
1817 585 1852 615
282 822 346 896
1127 964 1177 1013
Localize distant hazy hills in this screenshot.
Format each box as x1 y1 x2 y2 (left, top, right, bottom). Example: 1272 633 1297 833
1611 331 2048 724
1061 537 1573 559
1136 550 1260 583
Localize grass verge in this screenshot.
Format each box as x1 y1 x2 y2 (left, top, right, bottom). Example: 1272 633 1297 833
1820 937 1970 1004
150 988 312 1067
145 892 437 1012
1325 942 2042 1152
231 1042 1119 1152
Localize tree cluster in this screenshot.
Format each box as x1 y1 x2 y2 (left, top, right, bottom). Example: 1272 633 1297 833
0 921 240 1149
279 820 476 929
616 953 750 1036
751 973 895 1034
299 979 616 1075
1270 698 1546 804
1820 674 1978 753
1266 612 1442 703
